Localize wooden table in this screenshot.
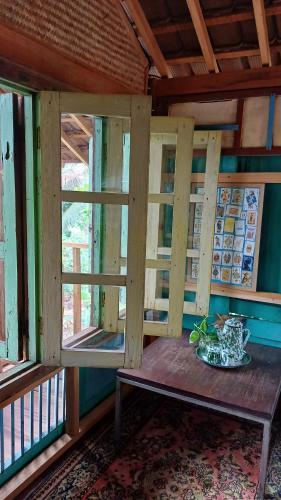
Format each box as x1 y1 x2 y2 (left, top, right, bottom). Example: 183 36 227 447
115 336 281 499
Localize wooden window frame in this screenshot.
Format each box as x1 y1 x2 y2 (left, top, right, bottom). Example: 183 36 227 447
140 127 222 327
0 83 39 384
118 124 222 335
39 92 151 369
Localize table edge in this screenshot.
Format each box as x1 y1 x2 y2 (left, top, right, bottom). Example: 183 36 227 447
117 371 273 422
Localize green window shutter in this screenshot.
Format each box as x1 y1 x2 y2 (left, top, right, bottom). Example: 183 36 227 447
0 93 19 360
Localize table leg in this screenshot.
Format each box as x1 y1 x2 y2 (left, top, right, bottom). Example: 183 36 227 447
114 377 122 446
258 421 271 500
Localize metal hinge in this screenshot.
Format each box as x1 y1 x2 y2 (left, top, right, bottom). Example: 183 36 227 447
38 317 43 336
36 126 41 149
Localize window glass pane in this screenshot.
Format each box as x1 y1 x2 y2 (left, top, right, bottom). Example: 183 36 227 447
62 202 128 274
161 145 176 194
151 204 173 257
144 269 169 323
62 284 125 351
61 115 130 193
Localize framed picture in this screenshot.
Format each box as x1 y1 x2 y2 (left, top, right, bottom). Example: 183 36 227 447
188 183 264 292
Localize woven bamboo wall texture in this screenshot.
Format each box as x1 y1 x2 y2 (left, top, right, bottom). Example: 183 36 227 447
0 0 147 93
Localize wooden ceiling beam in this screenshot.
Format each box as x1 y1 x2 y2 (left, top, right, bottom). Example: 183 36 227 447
167 48 261 66
61 131 88 165
185 0 219 73
152 4 281 35
69 114 92 137
124 0 172 78
152 65 281 101
167 44 281 66
252 0 272 66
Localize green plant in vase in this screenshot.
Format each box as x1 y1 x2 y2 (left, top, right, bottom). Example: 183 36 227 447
189 317 220 363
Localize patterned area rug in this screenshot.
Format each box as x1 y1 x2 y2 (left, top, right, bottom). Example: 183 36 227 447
22 391 281 500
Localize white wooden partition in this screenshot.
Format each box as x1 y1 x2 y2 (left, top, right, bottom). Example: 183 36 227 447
145 117 195 336
39 92 151 368
117 122 221 337
151 130 222 324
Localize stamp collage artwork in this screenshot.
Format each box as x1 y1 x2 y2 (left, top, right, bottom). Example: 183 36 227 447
191 186 261 289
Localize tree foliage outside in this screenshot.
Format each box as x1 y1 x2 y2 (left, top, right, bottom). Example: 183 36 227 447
62 163 92 337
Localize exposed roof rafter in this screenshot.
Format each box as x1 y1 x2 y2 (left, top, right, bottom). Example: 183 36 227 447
252 0 272 66
69 114 92 137
61 130 88 165
185 0 219 73
123 0 172 78
167 45 281 66
152 4 281 35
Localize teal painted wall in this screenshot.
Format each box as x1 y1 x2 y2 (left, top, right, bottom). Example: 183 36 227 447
79 367 116 417
183 155 281 348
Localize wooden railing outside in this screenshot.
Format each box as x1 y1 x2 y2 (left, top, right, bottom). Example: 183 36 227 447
62 242 88 334
0 367 65 483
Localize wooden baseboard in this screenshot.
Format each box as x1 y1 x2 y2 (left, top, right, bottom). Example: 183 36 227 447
1 386 132 499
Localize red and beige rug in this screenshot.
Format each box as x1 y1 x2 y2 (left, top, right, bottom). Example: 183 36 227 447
22 392 281 499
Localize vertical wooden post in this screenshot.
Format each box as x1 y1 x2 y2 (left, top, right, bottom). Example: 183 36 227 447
125 96 151 367
196 132 221 315
233 99 244 149
144 135 163 310
73 247 81 333
40 92 61 365
103 118 123 332
168 119 194 336
90 119 103 327
65 367 79 436
266 94 276 150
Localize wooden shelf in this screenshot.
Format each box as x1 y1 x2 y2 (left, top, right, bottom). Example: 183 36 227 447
191 172 281 184
163 172 281 185
185 282 281 305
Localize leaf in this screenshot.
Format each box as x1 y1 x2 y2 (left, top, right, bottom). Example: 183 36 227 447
199 318 208 332
189 330 200 343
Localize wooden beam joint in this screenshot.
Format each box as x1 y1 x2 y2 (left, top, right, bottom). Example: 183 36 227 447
123 0 172 78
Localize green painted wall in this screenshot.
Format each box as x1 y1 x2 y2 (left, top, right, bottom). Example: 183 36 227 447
183 155 281 348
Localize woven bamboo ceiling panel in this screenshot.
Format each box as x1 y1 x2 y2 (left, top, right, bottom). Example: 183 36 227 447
0 0 147 93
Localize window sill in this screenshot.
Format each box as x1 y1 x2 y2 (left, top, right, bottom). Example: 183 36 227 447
0 363 61 408
0 360 35 384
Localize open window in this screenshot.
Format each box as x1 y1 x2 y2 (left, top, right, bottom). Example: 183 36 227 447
0 94 21 362
0 90 37 375
133 121 221 337
39 92 151 368
40 92 222 368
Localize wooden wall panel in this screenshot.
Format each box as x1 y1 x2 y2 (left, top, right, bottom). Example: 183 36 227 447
242 97 269 147
169 100 238 124
170 96 281 150
169 100 236 149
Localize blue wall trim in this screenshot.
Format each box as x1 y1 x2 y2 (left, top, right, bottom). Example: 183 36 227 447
266 94 276 150
195 124 239 131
